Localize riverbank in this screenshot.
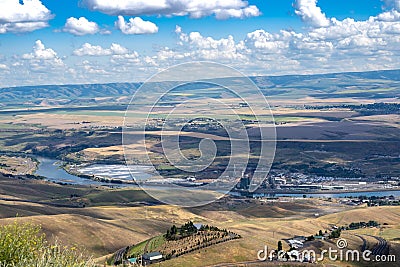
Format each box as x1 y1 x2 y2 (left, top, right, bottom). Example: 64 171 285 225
9 155 399 199
233 188 400 198
63 163 138 186
34 157 151 188
0 154 38 176
253 187 400 195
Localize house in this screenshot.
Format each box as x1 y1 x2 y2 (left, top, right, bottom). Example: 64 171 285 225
314 235 325 240
186 176 196 182
288 239 304 249
293 236 306 242
142 252 163 263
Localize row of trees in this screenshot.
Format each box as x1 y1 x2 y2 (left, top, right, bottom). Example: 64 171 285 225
305 103 400 115
199 224 224 232
172 233 240 258
165 222 230 241
165 221 198 240
348 220 379 229
163 221 241 260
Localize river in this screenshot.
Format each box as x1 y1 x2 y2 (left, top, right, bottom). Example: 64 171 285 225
34 157 139 187
34 157 400 198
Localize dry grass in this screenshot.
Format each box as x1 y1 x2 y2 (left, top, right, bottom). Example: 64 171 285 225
1 174 399 266
0 205 203 257
0 155 36 175
350 114 400 128
317 206 400 227
11 113 125 129
0 200 399 266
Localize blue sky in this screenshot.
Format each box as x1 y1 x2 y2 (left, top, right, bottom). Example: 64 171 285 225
0 0 400 87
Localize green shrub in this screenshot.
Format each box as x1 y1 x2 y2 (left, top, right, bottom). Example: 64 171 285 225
0 221 94 267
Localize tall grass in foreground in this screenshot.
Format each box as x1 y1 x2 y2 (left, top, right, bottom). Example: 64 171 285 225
0 221 94 267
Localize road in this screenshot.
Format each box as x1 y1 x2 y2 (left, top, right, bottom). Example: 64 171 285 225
143 239 151 253
355 234 367 252
354 234 388 256
367 235 389 256
113 247 127 265
20 158 36 175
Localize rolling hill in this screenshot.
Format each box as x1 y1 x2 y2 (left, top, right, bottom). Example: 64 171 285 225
1 69 400 107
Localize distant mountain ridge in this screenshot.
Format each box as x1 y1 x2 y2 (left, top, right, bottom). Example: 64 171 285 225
1 69 399 106
0 83 140 104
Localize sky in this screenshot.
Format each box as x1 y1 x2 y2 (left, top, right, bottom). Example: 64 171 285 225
0 0 400 87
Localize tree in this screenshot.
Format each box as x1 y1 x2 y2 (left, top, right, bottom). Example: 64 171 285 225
171 225 177 235
319 230 323 236
166 229 171 239
329 229 341 239
278 241 283 251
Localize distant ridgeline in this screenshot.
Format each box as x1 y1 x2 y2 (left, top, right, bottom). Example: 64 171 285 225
1 68 400 106
0 82 140 105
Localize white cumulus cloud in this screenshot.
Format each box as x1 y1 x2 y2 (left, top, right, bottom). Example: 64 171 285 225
294 0 330 27
214 5 260 20
109 43 129 55
0 21 48 33
0 0 53 33
167 13 400 74
168 26 249 63
22 40 58 60
63 17 99 36
5 0 400 87
83 0 260 19
383 0 400 11
73 43 134 57
73 43 110 56
21 40 64 72
377 10 400 21
115 16 158 34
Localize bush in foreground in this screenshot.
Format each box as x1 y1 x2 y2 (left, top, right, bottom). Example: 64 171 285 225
0 221 94 267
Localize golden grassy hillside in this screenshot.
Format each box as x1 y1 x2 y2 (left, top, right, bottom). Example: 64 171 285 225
1 175 399 266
